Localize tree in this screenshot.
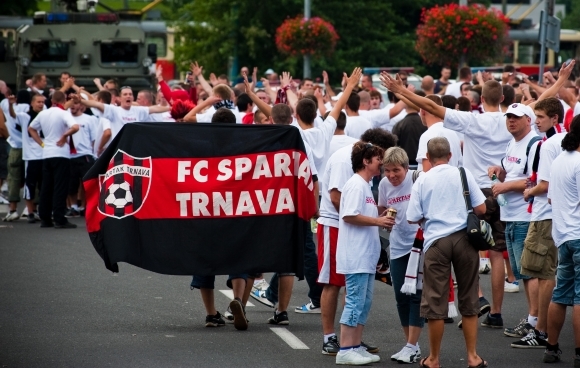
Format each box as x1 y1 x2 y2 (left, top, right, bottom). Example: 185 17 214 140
0 0 37 15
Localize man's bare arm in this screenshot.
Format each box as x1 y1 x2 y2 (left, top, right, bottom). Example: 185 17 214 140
381 72 445 119
329 67 363 121
243 72 272 117
182 96 221 123
191 61 213 96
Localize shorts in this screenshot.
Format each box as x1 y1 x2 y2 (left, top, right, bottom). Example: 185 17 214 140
421 229 479 319
480 188 506 252
505 221 531 281
190 274 247 290
0 137 8 180
551 239 580 306
69 155 95 195
7 148 23 202
24 160 43 201
317 224 345 287
339 273 374 327
520 220 557 280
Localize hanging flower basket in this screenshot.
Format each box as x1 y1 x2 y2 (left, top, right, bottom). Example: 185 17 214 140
275 15 339 58
416 4 510 67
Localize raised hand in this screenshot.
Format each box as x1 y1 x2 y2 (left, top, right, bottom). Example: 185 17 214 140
346 67 362 88
242 71 252 93
557 59 576 80
209 73 218 85
69 93 81 103
314 87 323 100
190 61 203 77
322 70 329 85
7 94 16 104
280 71 293 88
261 77 270 88
380 71 405 94
544 71 556 84
156 65 163 81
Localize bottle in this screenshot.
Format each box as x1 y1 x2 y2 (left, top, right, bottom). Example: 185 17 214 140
491 174 508 206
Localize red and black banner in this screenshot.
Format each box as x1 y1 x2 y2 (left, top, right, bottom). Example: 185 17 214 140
84 123 317 277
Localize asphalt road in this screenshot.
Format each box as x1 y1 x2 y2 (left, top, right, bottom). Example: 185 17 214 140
0 214 575 368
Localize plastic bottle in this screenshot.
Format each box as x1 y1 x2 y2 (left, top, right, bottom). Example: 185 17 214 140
491 174 508 206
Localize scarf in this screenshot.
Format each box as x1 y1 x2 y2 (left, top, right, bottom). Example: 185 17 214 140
54 104 77 154
527 140 543 213
213 100 235 110
242 112 254 125
275 85 290 105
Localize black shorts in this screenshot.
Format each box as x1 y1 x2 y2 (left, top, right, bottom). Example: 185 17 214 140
24 159 43 201
69 155 95 195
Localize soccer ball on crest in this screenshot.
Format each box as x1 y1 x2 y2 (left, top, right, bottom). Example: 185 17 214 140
105 181 133 208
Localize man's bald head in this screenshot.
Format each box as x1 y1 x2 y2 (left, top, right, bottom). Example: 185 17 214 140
421 75 434 92
358 90 371 110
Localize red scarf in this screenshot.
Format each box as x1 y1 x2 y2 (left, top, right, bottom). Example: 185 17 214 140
54 104 77 154
564 108 574 133
275 85 290 105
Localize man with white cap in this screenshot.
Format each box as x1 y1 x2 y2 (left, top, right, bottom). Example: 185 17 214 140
488 102 541 340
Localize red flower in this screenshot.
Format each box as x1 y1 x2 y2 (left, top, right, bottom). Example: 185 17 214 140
275 15 339 57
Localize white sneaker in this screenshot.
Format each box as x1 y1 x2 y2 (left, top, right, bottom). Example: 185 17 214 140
504 281 520 293
0 195 9 204
223 306 234 323
391 346 406 361
252 279 270 292
20 207 29 218
336 348 373 365
479 258 491 274
356 346 380 363
3 211 19 222
294 301 321 314
396 346 421 363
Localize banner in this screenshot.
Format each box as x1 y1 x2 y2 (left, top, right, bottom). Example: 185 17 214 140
84 123 317 277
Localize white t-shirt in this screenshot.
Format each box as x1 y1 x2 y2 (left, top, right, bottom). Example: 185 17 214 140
16 112 43 161
92 117 114 157
5 114 23 149
329 135 358 159
378 171 420 259
407 164 485 252
359 106 392 130
532 133 565 221
500 130 539 222
71 113 98 158
336 174 381 274
318 144 354 228
574 102 580 117
416 122 463 171
444 81 469 98
298 115 336 179
196 106 242 124
344 115 373 140
103 104 150 124
148 111 175 122
548 150 580 247
29 107 78 159
0 100 30 117
443 109 512 188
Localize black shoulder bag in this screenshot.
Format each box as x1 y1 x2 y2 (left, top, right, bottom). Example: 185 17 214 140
459 167 492 251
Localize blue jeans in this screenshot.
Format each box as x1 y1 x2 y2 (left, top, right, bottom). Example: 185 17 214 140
391 253 424 328
552 240 580 306
340 273 375 327
266 224 322 307
506 221 531 281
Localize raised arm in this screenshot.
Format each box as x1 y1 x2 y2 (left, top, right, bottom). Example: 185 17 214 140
75 94 105 113
182 96 221 123
280 72 298 108
314 87 327 116
243 72 272 117
530 60 576 109
191 61 213 96
260 78 277 103
250 67 258 92
329 67 362 121
322 70 335 98
148 105 171 114
7 95 16 118
93 78 105 91
381 72 446 119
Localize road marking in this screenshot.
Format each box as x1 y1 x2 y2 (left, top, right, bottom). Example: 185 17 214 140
219 290 255 307
270 327 309 349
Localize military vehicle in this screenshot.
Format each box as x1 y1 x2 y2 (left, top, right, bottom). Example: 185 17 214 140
0 0 160 92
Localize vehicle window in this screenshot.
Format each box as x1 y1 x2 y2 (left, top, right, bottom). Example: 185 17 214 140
100 42 138 64
145 34 166 57
30 41 69 63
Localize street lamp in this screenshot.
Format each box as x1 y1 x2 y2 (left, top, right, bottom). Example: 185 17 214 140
304 0 311 78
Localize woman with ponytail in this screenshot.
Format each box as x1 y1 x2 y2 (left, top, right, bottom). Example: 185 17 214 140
544 115 580 364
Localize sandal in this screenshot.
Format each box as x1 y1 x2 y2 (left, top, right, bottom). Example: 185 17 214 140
420 358 442 368
468 357 488 368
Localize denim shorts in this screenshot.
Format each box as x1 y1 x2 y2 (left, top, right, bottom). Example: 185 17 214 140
339 273 374 327
552 240 580 306
190 274 247 290
505 221 531 281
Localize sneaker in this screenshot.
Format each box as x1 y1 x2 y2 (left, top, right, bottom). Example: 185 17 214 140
336 348 373 365
65 208 80 218
504 280 520 293
459 297 491 328
543 348 562 363
511 330 548 349
54 221 77 229
322 335 340 355
396 346 421 364
3 211 19 222
229 298 248 331
504 319 533 337
252 279 269 292
360 341 379 354
250 289 275 308
224 306 234 323
20 207 29 218
268 310 289 325
294 301 321 314
0 194 8 204
481 313 504 328
40 221 54 228
205 311 226 327
391 346 406 361
27 213 36 224
356 346 380 363
444 317 454 324
34 211 41 221
479 258 491 274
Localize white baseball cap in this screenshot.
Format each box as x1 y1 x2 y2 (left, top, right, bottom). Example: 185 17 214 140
504 103 531 117
265 68 275 75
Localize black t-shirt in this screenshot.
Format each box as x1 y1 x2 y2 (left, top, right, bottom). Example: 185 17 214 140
434 80 448 94
392 112 427 166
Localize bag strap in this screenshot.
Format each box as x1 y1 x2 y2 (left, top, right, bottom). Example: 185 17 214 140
459 167 473 213
523 136 541 175
412 170 421 183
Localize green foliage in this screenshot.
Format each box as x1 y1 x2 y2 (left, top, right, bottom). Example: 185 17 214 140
561 0 580 29
1 0 37 15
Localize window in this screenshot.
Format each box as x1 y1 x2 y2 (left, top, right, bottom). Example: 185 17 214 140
100 42 138 64
30 41 69 63
145 34 166 58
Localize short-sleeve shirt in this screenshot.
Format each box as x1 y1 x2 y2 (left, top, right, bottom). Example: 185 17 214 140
318 144 354 228
532 133 565 221
71 113 98 158
336 174 381 274
548 151 580 247
378 171 419 259
17 112 44 161
416 122 463 171
29 107 78 159
344 115 373 140
299 115 337 179
103 104 150 124
406 164 485 252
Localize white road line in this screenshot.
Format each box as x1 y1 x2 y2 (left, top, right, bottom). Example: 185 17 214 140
219 290 255 307
270 327 309 349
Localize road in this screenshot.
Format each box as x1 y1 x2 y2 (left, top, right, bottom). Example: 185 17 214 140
0 214 575 368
